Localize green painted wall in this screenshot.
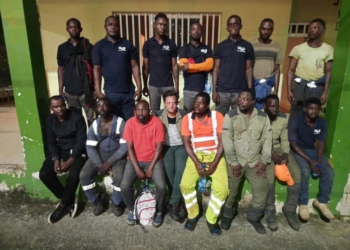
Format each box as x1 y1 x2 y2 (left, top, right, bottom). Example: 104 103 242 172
0 0 50 196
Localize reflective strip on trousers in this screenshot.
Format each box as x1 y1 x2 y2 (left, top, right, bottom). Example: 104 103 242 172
185 198 198 209
86 140 98 146
208 201 220 215
183 190 197 200
113 186 121 191
82 182 96 191
210 194 225 207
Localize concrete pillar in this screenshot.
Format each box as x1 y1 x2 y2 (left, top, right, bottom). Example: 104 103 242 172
325 1 350 215
0 0 50 195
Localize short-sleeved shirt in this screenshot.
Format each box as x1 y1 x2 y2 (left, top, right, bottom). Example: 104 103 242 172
143 37 178 87
92 37 138 93
214 37 255 93
178 43 213 91
289 42 334 81
182 110 223 151
57 40 86 96
288 113 327 149
123 115 165 162
251 39 282 79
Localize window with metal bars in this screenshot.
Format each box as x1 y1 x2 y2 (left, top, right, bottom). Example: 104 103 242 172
288 22 309 37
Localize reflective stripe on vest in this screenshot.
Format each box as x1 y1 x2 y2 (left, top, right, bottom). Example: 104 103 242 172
188 111 218 151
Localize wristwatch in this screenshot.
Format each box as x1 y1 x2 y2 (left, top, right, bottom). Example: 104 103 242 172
52 156 59 161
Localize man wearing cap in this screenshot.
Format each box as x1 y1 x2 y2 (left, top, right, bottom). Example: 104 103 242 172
264 94 301 231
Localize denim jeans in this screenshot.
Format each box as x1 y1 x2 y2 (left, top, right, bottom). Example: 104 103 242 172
106 90 135 121
120 159 166 212
291 149 334 205
254 76 274 110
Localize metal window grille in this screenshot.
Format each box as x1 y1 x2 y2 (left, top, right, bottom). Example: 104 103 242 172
288 23 309 37
112 12 221 65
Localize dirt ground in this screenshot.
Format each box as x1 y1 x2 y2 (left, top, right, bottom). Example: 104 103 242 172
0 191 349 250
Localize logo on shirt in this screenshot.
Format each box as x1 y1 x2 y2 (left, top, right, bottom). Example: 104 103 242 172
201 49 207 54
118 47 126 51
203 121 209 126
313 129 321 134
162 45 170 51
237 46 246 53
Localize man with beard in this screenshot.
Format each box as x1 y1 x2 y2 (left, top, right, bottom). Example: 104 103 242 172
179 22 214 112
80 97 127 217
213 15 254 115
121 100 166 227
142 13 179 114
287 18 333 117
93 16 142 120
251 18 282 110
39 96 87 223
221 89 272 234
57 18 95 125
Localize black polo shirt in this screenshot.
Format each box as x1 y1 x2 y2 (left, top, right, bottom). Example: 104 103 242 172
57 39 88 96
178 43 213 91
288 113 327 149
214 37 254 93
143 37 177 87
92 37 138 93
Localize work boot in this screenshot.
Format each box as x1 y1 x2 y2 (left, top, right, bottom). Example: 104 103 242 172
184 213 201 232
247 218 266 234
111 202 125 217
298 205 309 221
282 206 300 231
178 200 187 218
265 210 278 231
92 193 108 216
168 203 180 222
206 220 222 236
312 199 335 220
220 205 236 230
48 203 68 223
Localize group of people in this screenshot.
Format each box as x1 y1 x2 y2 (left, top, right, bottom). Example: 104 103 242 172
38 12 335 236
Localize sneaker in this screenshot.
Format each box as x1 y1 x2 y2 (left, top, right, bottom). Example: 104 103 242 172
247 218 266 234
111 202 125 217
92 193 108 216
127 211 135 225
48 203 67 223
152 213 163 228
168 203 180 221
282 207 300 231
206 220 222 236
312 199 335 220
265 210 278 231
298 205 310 221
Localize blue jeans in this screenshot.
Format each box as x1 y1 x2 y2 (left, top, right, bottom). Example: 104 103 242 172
106 90 135 121
291 149 334 205
120 159 166 212
254 76 274 110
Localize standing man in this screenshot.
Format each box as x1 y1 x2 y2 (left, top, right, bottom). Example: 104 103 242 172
287 18 333 117
142 13 179 114
180 92 229 236
264 94 301 231
93 16 142 121
251 18 283 110
179 22 214 112
221 89 272 234
213 15 254 115
289 97 334 221
57 18 95 125
39 96 87 223
156 90 188 221
120 100 167 227
80 97 127 217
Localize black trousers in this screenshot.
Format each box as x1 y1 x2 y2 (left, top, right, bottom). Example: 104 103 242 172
39 150 87 207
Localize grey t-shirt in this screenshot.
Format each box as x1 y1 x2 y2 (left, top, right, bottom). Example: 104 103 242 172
167 116 183 146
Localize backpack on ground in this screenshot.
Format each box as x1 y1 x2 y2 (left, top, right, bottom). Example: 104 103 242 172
133 180 156 230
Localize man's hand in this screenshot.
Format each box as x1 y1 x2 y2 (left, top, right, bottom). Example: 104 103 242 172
174 86 179 94
145 168 153 179
98 161 113 175
272 89 278 95
281 153 289 164
212 91 220 104
54 159 61 174
135 89 142 102
271 153 284 165
308 159 322 176
255 162 266 177
142 87 149 97
95 91 105 99
60 157 74 172
231 164 243 177
320 91 328 105
195 162 206 178
181 63 189 72
205 162 218 176
287 90 294 104
135 168 146 179
59 92 65 97
92 91 98 100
